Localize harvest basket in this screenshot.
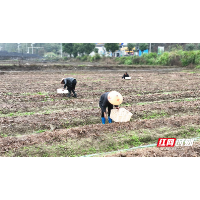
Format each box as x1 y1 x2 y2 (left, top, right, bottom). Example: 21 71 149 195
57 88 69 94
110 108 133 122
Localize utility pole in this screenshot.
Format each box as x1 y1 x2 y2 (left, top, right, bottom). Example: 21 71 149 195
22 49 24 64
149 43 151 53
18 43 20 53
31 43 35 54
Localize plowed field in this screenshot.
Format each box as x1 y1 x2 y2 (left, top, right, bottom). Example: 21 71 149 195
1 69 200 157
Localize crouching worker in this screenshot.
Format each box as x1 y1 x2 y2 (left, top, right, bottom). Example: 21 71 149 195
122 72 129 79
61 77 77 98
99 91 123 124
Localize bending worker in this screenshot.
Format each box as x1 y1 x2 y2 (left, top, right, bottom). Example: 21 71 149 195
122 72 129 79
99 91 123 124
61 77 77 98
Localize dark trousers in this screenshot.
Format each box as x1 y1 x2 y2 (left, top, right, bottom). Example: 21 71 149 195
100 106 112 117
68 87 76 95
68 80 76 94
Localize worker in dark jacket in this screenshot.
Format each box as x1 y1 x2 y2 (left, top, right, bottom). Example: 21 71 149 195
122 72 129 79
99 91 123 124
61 77 77 98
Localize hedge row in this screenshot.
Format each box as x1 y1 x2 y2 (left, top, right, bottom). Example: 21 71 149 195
115 50 200 67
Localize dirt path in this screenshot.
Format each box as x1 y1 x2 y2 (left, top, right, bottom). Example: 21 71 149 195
0 68 184 73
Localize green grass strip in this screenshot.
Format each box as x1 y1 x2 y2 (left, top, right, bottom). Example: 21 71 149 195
82 136 200 157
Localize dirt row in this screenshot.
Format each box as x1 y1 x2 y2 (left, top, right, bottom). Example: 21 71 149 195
1 97 200 136
1 73 200 102
1 114 200 153
2 89 200 114
1 88 200 107
0 97 200 135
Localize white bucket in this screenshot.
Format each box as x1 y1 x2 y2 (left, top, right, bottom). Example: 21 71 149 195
125 77 131 80
110 108 133 122
57 88 69 94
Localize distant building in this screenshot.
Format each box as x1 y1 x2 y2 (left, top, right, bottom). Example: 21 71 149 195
95 43 105 47
93 43 151 57
92 43 126 57
139 49 148 56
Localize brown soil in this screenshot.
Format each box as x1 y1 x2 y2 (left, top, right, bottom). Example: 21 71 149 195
107 140 200 157
1 115 200 153
1 69 200 156
0 61 183 71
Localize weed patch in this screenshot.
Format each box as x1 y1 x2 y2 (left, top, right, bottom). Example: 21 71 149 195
142 111 168 119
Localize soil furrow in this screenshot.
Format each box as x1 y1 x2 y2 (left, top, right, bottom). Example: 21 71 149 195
1 115 200 153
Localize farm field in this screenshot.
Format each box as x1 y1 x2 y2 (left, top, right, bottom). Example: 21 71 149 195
1 69 200 157
105 140 200 157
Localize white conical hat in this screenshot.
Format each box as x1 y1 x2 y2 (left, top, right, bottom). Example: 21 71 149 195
108 91 123 105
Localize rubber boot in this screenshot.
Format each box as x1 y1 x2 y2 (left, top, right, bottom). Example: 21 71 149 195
67 93 71 98
101 117 106 124
73 92 77 98
108 116 112 123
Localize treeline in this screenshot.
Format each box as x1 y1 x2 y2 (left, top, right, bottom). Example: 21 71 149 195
116 48 200 67
62 43 96 57
2 43 200 59
151 43 200 52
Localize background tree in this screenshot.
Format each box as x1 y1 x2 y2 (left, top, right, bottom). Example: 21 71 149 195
185 43 196 51
139 43 149 54
197 44 200 50
0 43 18 52
43 43 60 54
94 48 99 53
38 48 45 56
72 43 80 57
104 43 119 57
82 43 96 55
62 43 96 57
127 43 136 55
62 43 73 57
72 43 86 57
76 43 85 56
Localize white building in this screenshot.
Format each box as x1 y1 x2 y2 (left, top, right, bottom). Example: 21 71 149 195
90 46 109 56
90 43 127 57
